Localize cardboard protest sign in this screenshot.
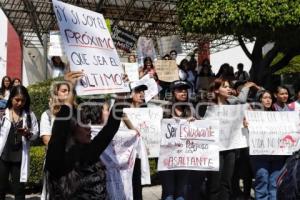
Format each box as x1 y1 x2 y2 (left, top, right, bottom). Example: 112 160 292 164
123 62 139 81
52 0 129 95
48 31 64 57
204 104 249 151
124 107 163 158
157 119 220 171
112 25 138 53
136 37 157 66
245 111 300 155
154 60 179 82
157 35 182 56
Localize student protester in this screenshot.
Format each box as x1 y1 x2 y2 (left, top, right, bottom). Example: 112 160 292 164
178 59 196 95
272 86 291 111
40 82 72 146
0 85 39 200
139 57 158 81
170 50 177 61
123 82 149 200
205 78 256 200
247 90 285 200
40 82 73 200
162 54 171 60
288 87 300 111
12 78 21 87
45 71 127 199
51 56 68 78
234 63 250 81
128 55 137 63
0 76 12 109
159 80 195 200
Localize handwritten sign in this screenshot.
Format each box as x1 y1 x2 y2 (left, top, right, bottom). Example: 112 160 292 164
48 31 64 57
123 62 139 81
124 107 163 158
157 119 220 171
99 129 138 200
204 104 249 151
245 111 300 155
112 25 138 53
157 35 182 56
52 0 129 95
154 60 179 82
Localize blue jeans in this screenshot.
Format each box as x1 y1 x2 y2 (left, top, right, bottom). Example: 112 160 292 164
0 100 7 109
250 156 286 200
160 170 189 200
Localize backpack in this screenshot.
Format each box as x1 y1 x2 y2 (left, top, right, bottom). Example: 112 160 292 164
277 150 300 200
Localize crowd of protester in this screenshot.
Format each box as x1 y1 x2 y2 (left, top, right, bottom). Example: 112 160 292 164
0 52 300 200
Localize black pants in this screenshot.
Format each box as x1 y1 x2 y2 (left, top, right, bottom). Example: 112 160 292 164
232 148 253 198
132 158 142 200
160 170 189 200
0 159 25 200
208 150 236 200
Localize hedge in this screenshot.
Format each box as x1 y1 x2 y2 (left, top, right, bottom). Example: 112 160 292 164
27 146 46 190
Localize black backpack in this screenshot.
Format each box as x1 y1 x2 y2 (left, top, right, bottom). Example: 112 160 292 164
277 150 300 200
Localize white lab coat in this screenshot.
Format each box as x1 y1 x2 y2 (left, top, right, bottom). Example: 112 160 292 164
0 109 39 182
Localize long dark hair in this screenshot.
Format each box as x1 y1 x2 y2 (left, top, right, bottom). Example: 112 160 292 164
6 85 32 128
0 76 12 95
142 57 154 71
51 56 65 71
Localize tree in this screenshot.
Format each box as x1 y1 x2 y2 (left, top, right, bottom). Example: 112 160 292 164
177 0 300 87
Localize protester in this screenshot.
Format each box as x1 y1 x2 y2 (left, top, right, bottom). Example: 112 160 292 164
272 86 291 111
51 56 68 78
159 80 195 200
128 55 137 63
248 90 286 200
178 59 196 94
40 82 71 145
206 78 252 200
12 78 21 87
170 50 177 61
0 85 39 200
0 76 12 109
125 82 148 200
162 54 171 60
45 71 126 199
234 63 250 81
139 57 158 81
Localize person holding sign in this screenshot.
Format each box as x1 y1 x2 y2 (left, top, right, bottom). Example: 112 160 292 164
247 90 282 200
139 57 159 82
124 82 148 200
206 78 248 200
159 80 196 200
45 72 126 200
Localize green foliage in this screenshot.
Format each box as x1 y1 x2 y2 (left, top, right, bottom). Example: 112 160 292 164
27 146 46 189
274 55 300 74
177 0 300 39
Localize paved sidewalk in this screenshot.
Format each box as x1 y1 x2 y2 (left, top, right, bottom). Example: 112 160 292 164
5 185 162 200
